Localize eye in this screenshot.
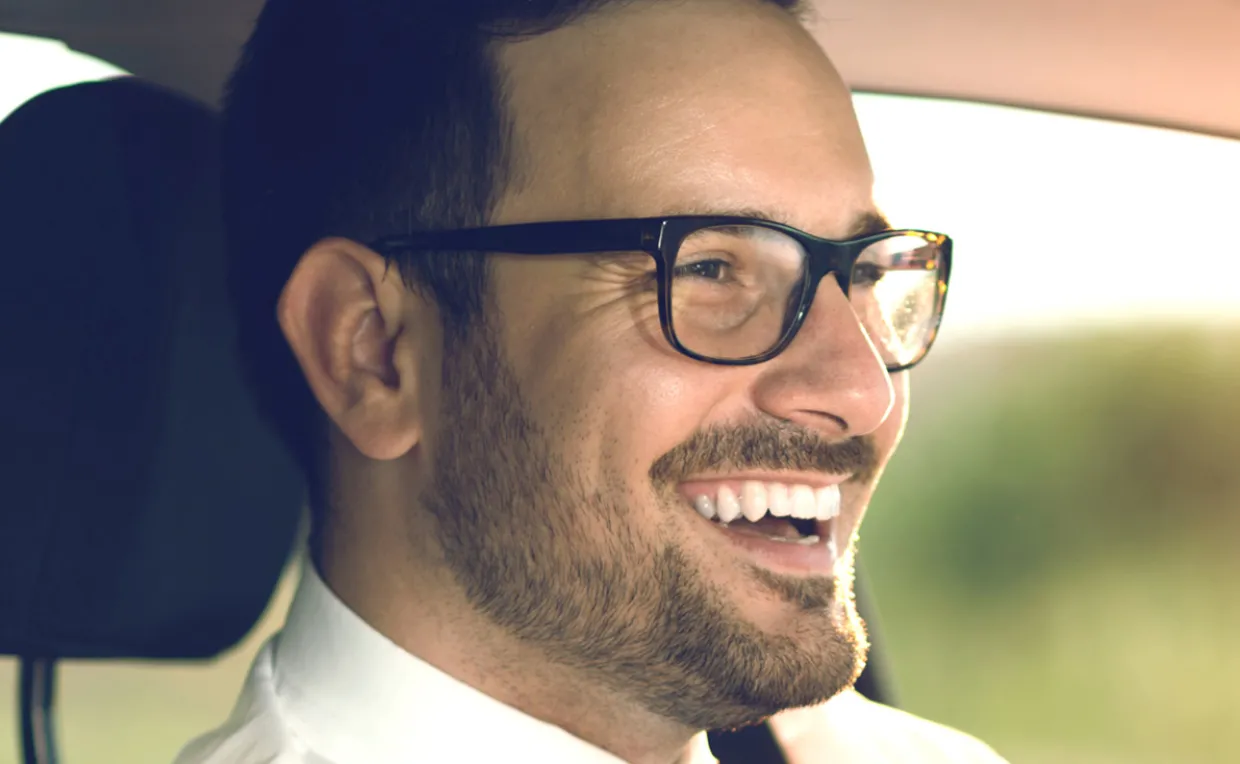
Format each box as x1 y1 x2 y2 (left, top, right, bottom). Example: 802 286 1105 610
852 261 887 287
673 257 733 282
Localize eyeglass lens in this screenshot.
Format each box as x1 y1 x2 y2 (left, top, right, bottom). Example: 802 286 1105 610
667 225 945 368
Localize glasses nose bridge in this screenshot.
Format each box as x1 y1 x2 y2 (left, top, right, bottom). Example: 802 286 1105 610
803 237 855 297
780 238 858 358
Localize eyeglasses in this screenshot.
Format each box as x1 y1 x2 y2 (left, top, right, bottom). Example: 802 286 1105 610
369 216 952 372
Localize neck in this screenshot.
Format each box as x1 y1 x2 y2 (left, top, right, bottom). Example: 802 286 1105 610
319 525 706 764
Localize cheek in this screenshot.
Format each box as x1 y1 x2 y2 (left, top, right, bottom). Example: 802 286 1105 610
494 261 718 482
519 318 723 492
600 363 709 460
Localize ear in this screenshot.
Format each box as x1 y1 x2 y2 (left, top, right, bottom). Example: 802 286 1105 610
277 237 428 461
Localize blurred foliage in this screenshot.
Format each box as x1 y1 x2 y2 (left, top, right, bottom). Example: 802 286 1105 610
862 325 1240 763
868 326 1240 594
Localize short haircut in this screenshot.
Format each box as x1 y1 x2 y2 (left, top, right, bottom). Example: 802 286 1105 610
223 0 805 537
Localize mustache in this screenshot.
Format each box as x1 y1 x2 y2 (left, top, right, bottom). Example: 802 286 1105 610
649 421 879 487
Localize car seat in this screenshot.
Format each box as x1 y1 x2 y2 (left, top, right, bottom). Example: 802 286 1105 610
0 77 304 764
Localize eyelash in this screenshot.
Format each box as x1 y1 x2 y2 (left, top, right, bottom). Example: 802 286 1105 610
853 262 886 286
672 258 730 281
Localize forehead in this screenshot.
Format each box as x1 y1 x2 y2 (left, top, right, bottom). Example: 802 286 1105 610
494 0 876 235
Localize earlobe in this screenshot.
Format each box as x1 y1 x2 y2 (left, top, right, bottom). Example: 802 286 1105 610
277 238 425 461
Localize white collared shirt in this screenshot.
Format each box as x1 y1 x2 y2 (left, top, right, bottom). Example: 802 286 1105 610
173 563 717 764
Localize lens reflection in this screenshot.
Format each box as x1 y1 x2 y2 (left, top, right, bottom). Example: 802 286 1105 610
853 234 945 368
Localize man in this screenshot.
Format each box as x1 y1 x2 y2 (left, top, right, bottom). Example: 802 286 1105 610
178 0 1006 762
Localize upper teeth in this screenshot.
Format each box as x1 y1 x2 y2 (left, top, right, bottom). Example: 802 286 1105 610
692 481 841 524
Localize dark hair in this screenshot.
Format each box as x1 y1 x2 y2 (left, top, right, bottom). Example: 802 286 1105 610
223 0 805 538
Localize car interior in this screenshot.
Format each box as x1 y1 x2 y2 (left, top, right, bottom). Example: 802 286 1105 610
0 1 1235 763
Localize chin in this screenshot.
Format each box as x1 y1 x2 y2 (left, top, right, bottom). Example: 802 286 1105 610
669 567 869 732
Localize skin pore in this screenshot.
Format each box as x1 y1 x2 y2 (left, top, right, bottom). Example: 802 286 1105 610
277 1 911 763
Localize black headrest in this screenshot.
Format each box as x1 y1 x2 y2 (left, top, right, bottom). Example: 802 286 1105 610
0 78 304 660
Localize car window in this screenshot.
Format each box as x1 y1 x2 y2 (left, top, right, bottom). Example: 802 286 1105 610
0 32 126 121
0 50 1237 763
855 94 1240 337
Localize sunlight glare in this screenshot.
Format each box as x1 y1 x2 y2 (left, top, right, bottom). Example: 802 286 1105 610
855 95 1240 341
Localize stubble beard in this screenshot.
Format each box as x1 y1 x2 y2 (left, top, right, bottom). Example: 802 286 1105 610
420 318 869 731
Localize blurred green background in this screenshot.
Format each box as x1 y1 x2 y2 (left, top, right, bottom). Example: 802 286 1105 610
1 326 1237 763
862 326 1240 764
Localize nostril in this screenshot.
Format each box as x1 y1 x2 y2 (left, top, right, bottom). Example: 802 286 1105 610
797 409 849 434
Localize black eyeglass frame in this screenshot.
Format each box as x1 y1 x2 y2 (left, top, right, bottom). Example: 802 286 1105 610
369 215 952 372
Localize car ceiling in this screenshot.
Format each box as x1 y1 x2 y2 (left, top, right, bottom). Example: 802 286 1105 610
1 0 1238 140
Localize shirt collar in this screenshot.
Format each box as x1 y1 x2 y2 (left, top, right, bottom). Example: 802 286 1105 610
272 561 717 764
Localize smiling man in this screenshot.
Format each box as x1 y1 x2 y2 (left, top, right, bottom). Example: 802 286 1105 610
176 1 1006 763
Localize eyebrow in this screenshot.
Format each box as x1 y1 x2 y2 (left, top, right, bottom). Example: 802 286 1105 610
664 205 893 240
846 210 895 238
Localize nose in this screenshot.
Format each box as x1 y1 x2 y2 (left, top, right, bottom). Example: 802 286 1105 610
749 280 896 438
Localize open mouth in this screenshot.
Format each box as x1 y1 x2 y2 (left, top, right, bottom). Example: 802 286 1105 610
686 481 840 546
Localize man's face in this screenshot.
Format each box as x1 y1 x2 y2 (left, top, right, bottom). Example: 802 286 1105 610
419 0 906 731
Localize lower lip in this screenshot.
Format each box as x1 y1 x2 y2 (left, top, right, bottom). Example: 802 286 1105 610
697 512 838 574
